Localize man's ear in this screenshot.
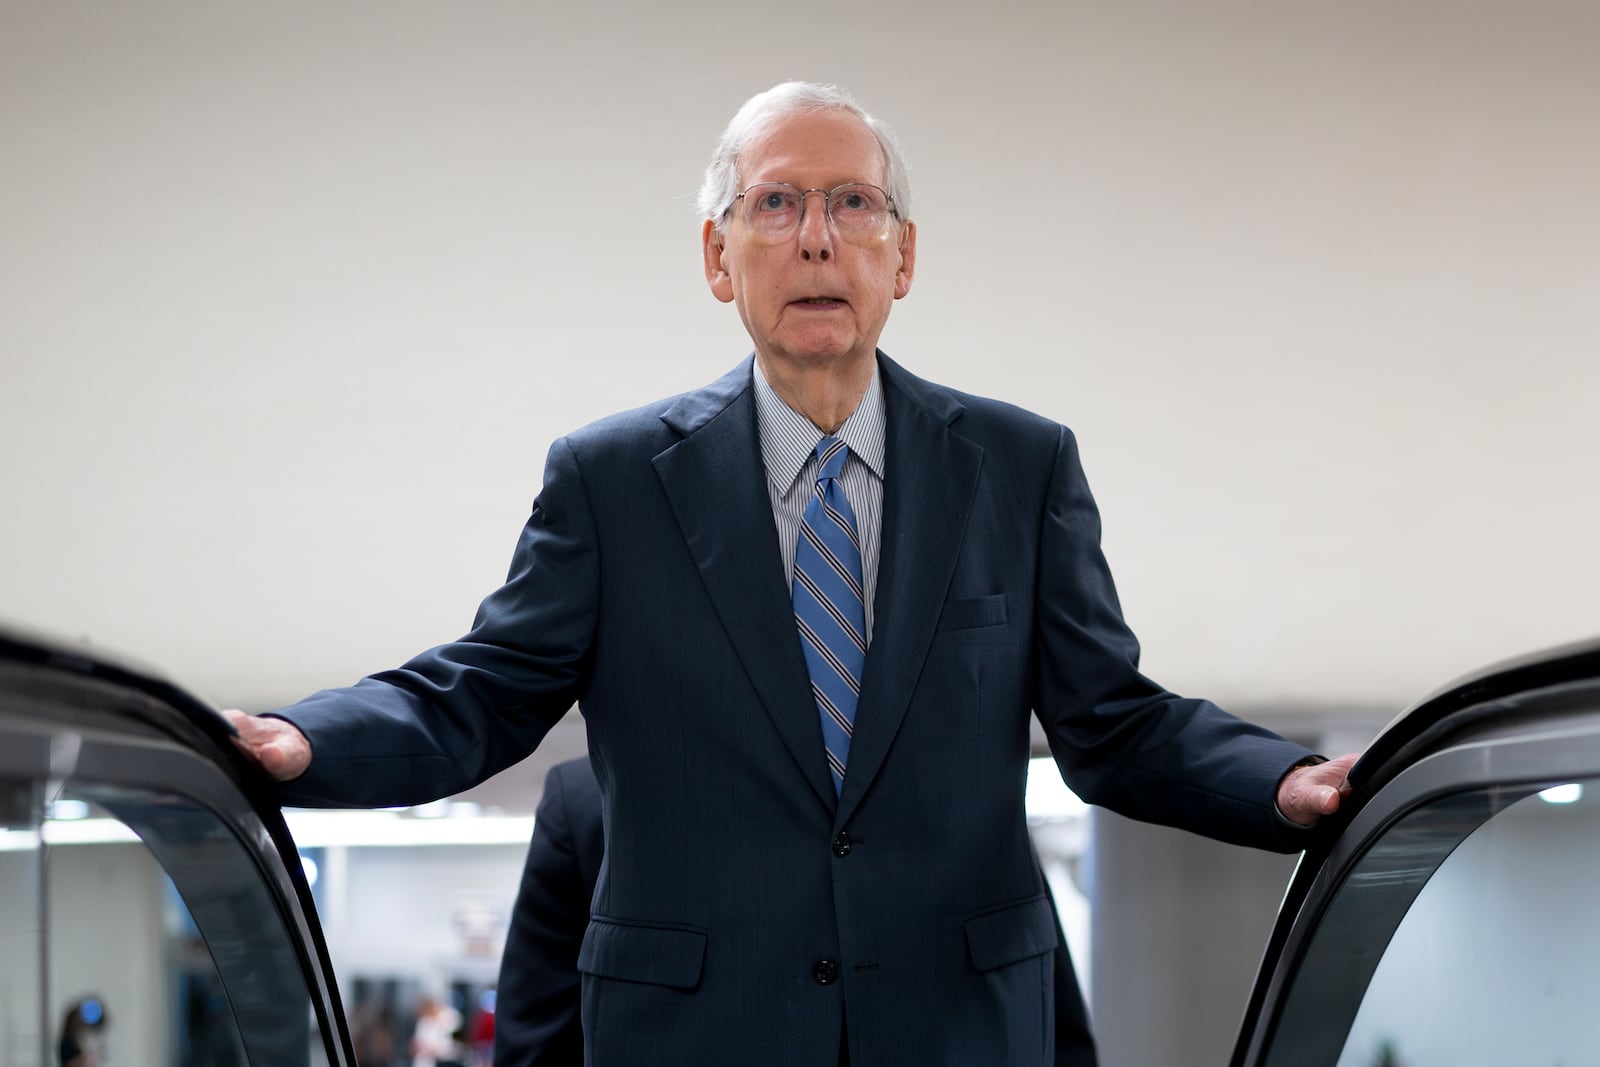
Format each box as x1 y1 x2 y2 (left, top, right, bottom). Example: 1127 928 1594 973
702 219 735 304
893 220 917 300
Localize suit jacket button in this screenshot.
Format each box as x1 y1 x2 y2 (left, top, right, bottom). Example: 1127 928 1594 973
812 959 840 985
831 831 852 857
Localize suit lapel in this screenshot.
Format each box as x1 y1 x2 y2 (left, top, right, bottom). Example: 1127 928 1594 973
652 360 838 812
651 355 983 821
836 356 983 827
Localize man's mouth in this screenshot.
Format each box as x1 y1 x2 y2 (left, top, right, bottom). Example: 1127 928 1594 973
793 296 846 307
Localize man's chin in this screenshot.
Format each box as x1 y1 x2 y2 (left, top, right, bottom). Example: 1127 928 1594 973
760 336 873 374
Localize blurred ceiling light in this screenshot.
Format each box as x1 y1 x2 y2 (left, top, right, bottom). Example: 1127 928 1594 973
284 809 535 848
41 819 139 845
0 828 42 852
409 799 453 819
3 811 535 850
47 799 91 821
1538 783 1583 804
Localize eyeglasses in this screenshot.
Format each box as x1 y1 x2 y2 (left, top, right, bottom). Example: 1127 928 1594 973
731 182 898 242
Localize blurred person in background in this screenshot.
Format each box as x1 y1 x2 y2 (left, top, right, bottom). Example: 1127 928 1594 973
57 995 108 1067
469 989 497 1066
411 995 465 1067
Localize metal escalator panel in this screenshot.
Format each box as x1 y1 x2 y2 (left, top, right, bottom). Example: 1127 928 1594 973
0 630 353 1067
1235 657 1600 1067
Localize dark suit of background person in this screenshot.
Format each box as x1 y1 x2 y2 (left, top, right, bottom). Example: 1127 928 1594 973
494 757 603 1067
233 84 1354 1066
495 756 1099 1067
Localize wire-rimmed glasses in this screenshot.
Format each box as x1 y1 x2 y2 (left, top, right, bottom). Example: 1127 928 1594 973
732 182 898 242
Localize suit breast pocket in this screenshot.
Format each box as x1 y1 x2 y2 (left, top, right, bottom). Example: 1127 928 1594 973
936 593 1008 632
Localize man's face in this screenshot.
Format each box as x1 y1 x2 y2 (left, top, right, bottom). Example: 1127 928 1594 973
702 108 916 379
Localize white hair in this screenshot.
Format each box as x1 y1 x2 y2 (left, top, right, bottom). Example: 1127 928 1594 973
696 81 913 233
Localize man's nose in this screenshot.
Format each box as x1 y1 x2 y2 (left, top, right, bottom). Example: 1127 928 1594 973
797 189 832 262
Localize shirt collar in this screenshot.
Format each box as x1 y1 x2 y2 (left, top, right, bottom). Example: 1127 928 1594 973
753 357 886 494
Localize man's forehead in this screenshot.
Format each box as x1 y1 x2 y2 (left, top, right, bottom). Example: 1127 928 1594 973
738 109 887 186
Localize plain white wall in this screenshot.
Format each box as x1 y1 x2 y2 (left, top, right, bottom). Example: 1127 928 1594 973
3 0 1594 718
1089 808 1299 1067
320 842 527 992
0 845 44 1064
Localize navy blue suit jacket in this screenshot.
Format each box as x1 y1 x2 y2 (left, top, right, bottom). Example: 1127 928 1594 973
493 756 1098 1066
277 353 1312 1065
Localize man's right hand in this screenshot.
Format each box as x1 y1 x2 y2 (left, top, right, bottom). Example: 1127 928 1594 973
222 709 312 781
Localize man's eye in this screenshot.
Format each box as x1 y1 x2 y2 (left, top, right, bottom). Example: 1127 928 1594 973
758 192 792 212
838 192 868 211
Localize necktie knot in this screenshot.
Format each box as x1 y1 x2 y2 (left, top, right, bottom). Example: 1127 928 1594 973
814 436 849 483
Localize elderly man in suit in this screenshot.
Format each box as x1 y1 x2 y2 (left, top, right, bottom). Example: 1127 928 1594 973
228 81 1354 1065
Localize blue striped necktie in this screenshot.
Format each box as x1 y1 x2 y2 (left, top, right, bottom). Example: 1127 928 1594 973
793 436 867 796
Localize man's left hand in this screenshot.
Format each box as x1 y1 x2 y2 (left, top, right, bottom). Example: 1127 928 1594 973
1277 753 1360 827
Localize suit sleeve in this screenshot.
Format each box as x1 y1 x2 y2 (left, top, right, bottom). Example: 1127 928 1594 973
493 760 600 1067
273 436 600 808
1032 425 1314 852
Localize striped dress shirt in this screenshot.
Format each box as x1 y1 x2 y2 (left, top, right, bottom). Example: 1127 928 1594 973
752 360 885 645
